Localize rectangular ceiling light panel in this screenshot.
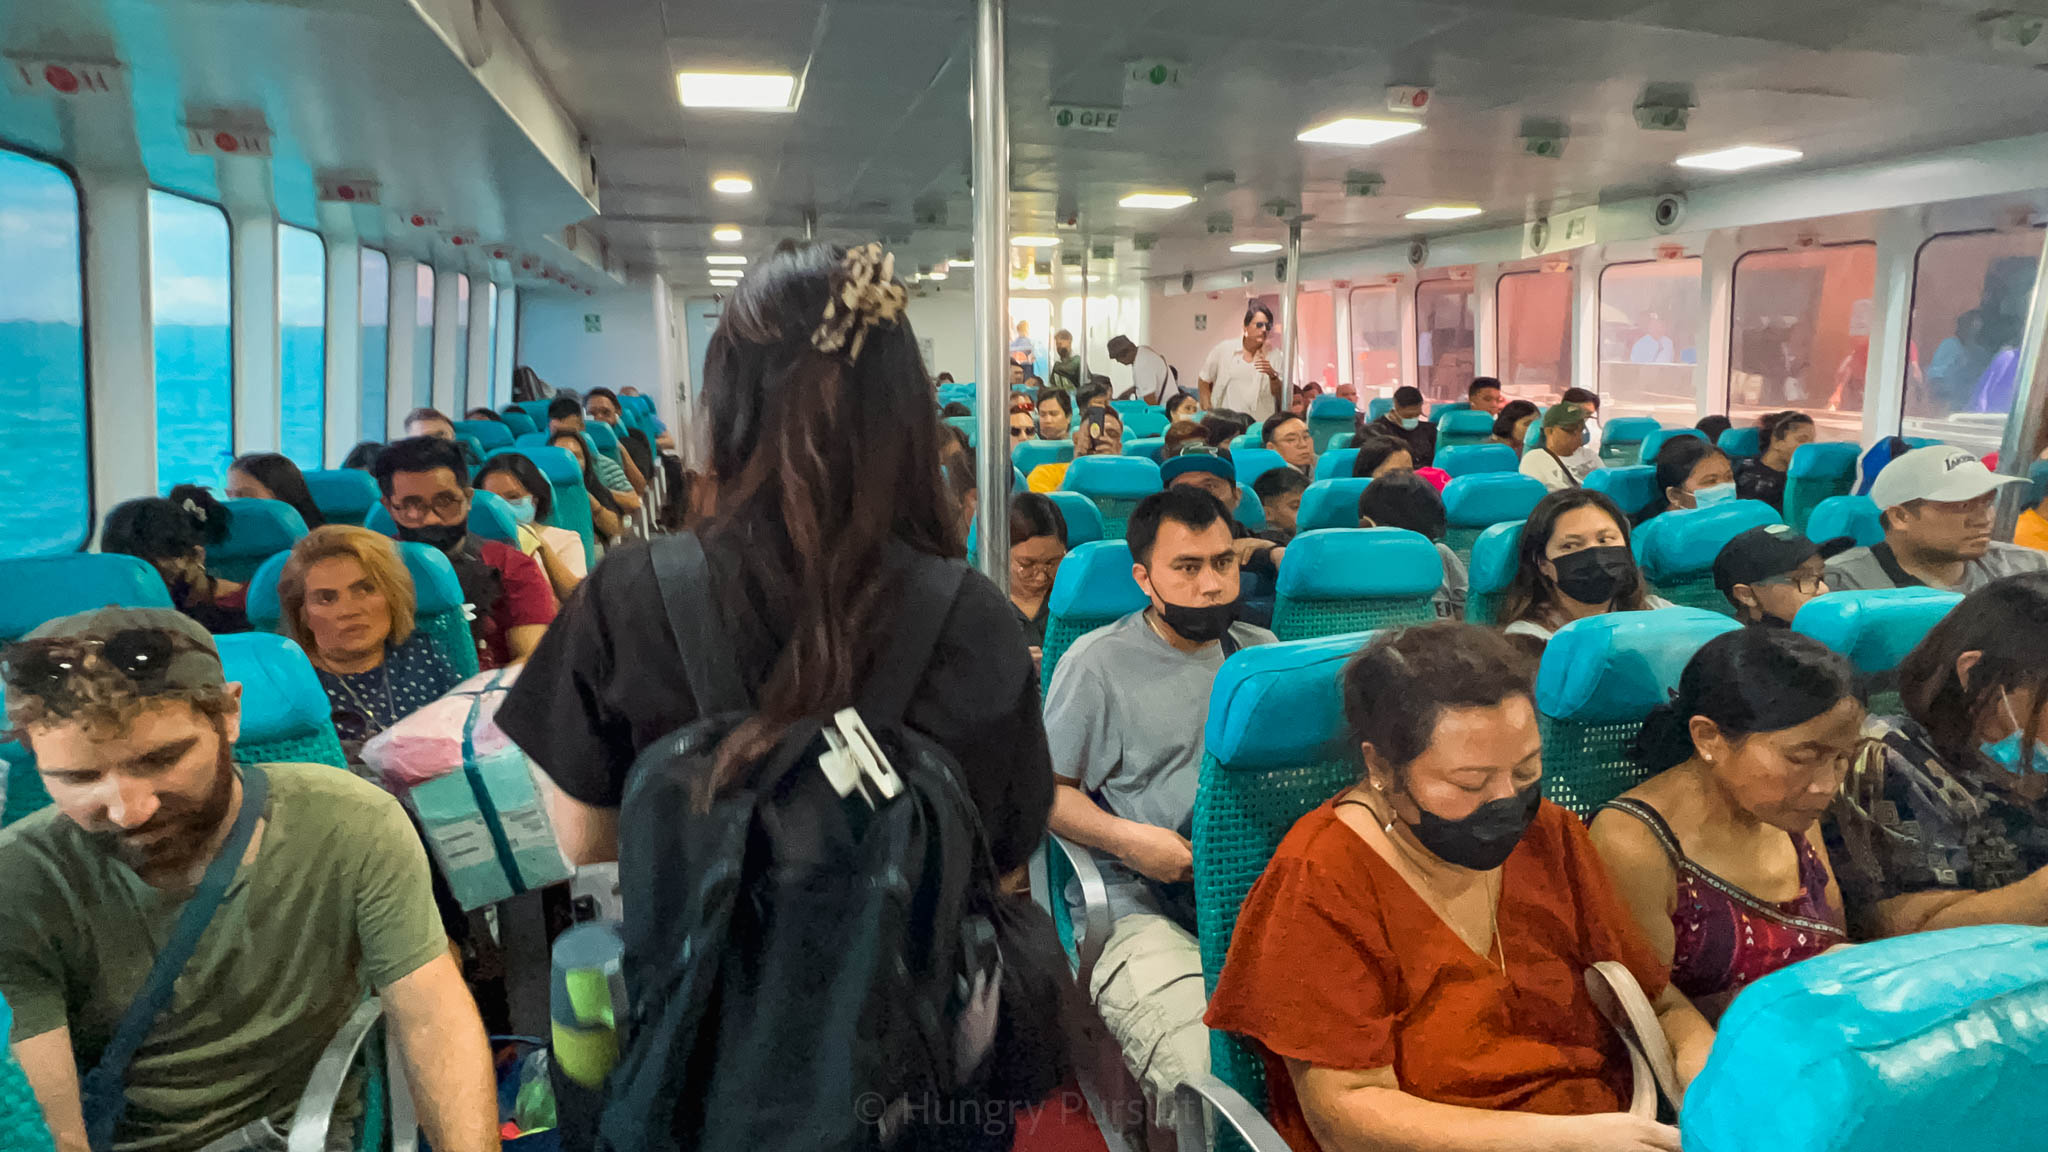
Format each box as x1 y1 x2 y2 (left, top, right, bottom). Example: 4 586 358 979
677 71 798 110
1297 117 1425 147
1674 145 1803 172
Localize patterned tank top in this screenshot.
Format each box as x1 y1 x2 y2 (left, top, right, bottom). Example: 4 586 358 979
1602 797 1846 1004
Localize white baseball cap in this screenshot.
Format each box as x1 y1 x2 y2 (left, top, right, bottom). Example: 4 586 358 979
1869 445 2027 510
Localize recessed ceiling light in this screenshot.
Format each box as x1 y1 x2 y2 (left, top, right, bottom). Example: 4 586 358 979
712 175 754 196
1674 145 1803 172
706 254 748 266
1404 205 1483 221
1296 117 1425 147
1119 192 1196 210
676 71 798 111
1230 242 1283 254
1012 235 1061 248
712 226 743 243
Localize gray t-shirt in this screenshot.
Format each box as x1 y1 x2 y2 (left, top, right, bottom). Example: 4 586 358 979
1825 540 2047 594
1434 542 1470 621
1043 610 1276 922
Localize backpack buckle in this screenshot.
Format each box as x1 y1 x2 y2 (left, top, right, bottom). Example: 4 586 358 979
819 708 905 808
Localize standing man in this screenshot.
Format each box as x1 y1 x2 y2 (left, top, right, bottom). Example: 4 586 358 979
1108 335 1174 403
1198 303 1283 421
1049 329 1082 391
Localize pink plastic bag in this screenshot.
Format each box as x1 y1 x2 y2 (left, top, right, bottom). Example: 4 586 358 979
1415 466 1452 492
361 666 523 790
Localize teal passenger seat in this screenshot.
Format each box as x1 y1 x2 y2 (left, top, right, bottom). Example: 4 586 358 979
1271 529 1441 640
1039 540 1147 695
1306 394 1355 453
455 419 514 452
1793 588 1962 715
1717 426 1761 459
1587 465 1660 522
247 541 481 681
209 499 309 584
1295 478 1373 532
1437 409 1494 450
1044 492 1105 546
1014 440 1072 473
1784 442 1861 536
1637 427 1705 468
1436 443 1518 478
1599 417 1660 466
1442 474 1546 561
1232 449 1291 487
1314 450 1358 481
303 469 382 527
1060 456 1161 539
1805 495 1883 548
1466 521 1522 625
1632 501 1783 613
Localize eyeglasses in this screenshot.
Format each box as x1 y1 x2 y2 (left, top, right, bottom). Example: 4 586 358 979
1250 321 1271 331
1760 574 1827 595
1273 432 1313 449
1011 556 1062 578
1010 425 1032 439
387 492 468 524
1 630 196 709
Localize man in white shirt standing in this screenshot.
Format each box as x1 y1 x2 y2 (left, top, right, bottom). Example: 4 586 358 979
1108 335 1174 402
1198 303 1283 420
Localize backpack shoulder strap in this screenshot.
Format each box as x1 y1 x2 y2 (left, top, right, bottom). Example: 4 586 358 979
650 533 751 714
857 553 967 729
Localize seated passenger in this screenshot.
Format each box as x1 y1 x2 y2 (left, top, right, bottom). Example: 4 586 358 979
1519 403 1601 491
943 443 980 540
1007 493 1069 662
403 406 458 441
940 401 972 417
371 436 556 668
1713 525 1836 627
1350 432 1416 480
1364 385 1436 468
226 452 326 529
2019 480 2048 554
547 398 643 509
1036 387 1074 441
1732 411 1814 512
1695 414 1733 445
548 430 630 542
1163 419 1208 459
1262 411 1316 477
1635 436 1736 525
277 525 462 764
1206 623 1713 1152
1164 393 1200 424
100 486 252 634
1561 387 1604 451
1591 629 1857 1021
1254 467 1309 544
465 407 503 423
0 607 494 1152
1490 399 1540 456
1160 454 1284 578
1026 403 1124 494
1008 406 1036 445
1824 446 2046 593
1824 572 2048 939
1357 472 1467 620
1044 487 1276 1124
341 441 384 472
584 387 657 484
1468 375 1506 415
472 454 587 601
1499 489 1674 642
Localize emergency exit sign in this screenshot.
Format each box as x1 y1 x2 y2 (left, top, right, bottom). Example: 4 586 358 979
1051 104 1120 133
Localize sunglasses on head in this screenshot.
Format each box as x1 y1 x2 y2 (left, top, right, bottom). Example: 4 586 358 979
1 629 192 707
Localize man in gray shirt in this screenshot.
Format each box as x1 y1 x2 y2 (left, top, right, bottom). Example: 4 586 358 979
1825 446 2047 593
1043 486 1274 1127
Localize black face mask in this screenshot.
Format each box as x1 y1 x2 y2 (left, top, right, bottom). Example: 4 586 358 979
1550 545 1639 606
1156 598 1238 645
1404 782 1542 871
395 521 469 554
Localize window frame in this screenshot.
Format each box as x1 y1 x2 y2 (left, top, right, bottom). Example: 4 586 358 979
1900 226 2046 442
359 246 391 442
275 221 328 467
1347 283 1401 398
147 185 236 491
1415 276 1477 402
1494 266 1574 402
0 143 94 552
1594 256 1705 420
1723 240 1879 418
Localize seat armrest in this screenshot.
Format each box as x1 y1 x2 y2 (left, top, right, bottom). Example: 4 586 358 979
1048 833 1114 989
289 998 384 1152
1174 1073 1291 1152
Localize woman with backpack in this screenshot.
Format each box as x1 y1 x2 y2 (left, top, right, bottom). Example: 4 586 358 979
500 240 1066 1151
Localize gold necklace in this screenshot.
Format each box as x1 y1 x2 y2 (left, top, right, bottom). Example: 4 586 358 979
1340 791 1509 975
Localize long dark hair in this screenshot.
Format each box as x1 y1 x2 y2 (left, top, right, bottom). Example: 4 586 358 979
1897 572 2048 769
1497 488 1650 626
548 432 623 516
1634 629 1856 773
1759 410 1814 463
230 452 324 529
698 241 956 797
474 453 555 523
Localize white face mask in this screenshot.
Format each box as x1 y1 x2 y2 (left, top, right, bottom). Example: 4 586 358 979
504 496 537 524
1399 416 1421 430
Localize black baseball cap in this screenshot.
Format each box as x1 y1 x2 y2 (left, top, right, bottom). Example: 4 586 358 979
1712 525 1851 597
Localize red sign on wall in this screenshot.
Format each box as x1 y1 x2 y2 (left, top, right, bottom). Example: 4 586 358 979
7 57 124 97
187 124 272 158
317 173 381 205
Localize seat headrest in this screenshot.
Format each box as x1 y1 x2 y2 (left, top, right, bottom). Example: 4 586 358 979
514 431 551 448
1717 427 1762 457
213 499 310 564
399 542 468 615
1297 478 1373 532
1232 448 1291 486
1789 440 1861 480
584 422 619 449
1632 500 1783 583
1308 395 1356 421
1367 397 1394 419
1046 540 1147 618
1586 465 1661 518
1014 440 1074 472
1060 456 1161 500
1314 449 1359 481
502 445 582 486
1436 443 1519 478
302 470 381 522
1124 411 1169 438
1429 401 1470 420
363 489 520 548
0 554 173 642
499 409 537 435
1440 409 1495 436
1601 416 1661 444
1122 437 1166 461
1236 486 1267 532
1805 495 1884 549
1639 427 1707 466
1277 528 1442 599
944 416 978 447
1110 400 1150 416
244 552 291 632
1205 632 1373 770
1468 521 1523 596
1232 433 1263 451
1536 607 1743 723
215 632 338 749
1044 491 1105 546
1443 473 1547 528
1793 588 1962 675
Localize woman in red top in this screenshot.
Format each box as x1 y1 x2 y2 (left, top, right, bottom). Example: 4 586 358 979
1205 623 1715 1152
1591 629 1856 1022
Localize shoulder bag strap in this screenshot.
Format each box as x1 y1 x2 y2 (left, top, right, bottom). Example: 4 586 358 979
1545 449 1582 488
857 553 967 729
649 533 751 714
81 765 271 1152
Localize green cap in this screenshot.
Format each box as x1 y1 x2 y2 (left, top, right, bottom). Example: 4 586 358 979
1541 402 1591 431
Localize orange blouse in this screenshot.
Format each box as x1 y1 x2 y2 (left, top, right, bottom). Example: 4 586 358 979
1204 797 1667 1152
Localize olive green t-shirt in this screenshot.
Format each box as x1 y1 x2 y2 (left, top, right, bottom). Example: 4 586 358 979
0 762 447 1151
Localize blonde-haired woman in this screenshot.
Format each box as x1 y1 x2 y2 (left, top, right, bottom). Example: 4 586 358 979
278 525 461 763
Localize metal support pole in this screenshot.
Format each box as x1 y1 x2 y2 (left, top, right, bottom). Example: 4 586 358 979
1281 220 1303 399
1078 241 1090 388
803 208 817 241
1994 224 2048 540
971 0 1011 588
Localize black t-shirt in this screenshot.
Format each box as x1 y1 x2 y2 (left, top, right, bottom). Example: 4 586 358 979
1369 414 1438 468
497 538 1054 874
1735 458 1788 511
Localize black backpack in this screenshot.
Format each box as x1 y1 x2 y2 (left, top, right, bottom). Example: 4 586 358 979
595 534 1063 1152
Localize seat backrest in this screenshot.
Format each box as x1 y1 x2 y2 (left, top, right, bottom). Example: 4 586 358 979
1328 431 1356 451
1429 401 1471 421
1366 397 1394 421
1785 441 1862 535
500 408 538 436
1437 408 1495 447
1235 486 1266 532
1060 456 1161 538
1638 426 1706 469
1044 491 1104 546
1040 540 1148 692
1599 416 1661 465
1014 439 1073 472
1121 436 1166 462
1296 478 1373 532
514 431 551 448
1307 394 1355 452
503 446 596 567
1632 500 1783 612
1232 448 1291 487
215 632 351 769
1465 521 1522 624
1806 495 1884 548
583 420 625 468
1718 426 1762 459
1794 588 1961 714
1231 432 1263 452
208 499 310 584
514 399 551 426
1271 528 1442 640
455 433 486 470
1124 410 1169 439
0 554 172 643
943 415 978 448
1436 443 1518 478
1535 607 1743 817
1195 631 1374 1109
302 469 381 527
1441 472 1546 560
1314 449 1359 481
1110 399 1151 417
363 488 521 548
1586 464 1661 520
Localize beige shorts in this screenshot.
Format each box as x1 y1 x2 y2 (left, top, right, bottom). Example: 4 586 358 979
1088 913 1210 1128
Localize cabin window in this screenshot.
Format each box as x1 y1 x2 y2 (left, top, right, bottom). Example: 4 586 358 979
1727 244 1876 441
1496 267 1573 404
0 148 89 556
360 248 389 441
485 281 501 405
1416 279 1475 404
453 273 471 407
1598 259 1703 422
1290 289 1338 399
278 224 325 467
413 264 436 409
1348 285 1400 400
1904 228 2043 456
150 190 233 490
